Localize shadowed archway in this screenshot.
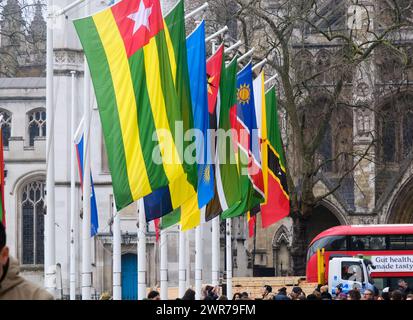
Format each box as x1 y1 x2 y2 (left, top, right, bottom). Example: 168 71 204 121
387 178 413 223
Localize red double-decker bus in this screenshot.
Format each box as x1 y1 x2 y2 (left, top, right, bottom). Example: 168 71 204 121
306 224 413 290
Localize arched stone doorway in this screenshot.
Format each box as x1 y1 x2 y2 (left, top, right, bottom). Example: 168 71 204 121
272 226 291 276
387 178 413 223
306 204 343 245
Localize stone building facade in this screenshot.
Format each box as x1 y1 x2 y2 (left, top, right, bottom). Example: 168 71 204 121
1 0 413 299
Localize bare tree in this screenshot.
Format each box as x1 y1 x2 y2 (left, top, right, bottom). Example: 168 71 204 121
190 0 413 275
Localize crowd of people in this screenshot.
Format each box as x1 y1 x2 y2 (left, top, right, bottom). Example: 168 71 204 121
145 279 413 301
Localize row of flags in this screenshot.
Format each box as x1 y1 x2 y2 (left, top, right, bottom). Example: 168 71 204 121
74 0 290 237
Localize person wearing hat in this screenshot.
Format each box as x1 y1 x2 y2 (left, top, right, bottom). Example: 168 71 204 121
0 223 53 300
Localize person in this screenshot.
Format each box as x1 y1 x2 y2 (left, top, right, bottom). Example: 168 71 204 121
337 293 348 300
362 289 374 300
233 292 242 300
320 285 332 300
274 287 290 300
347 289 361 300
182 288 195 300
397 279 412 299
380 287 390 301
406 294 413 300
218 295 228 300
390 290 403 301
147 290 160 300
306 294 319 300
334 284 343 299
289 286 303 300
240 291 251 300
0 223 53 300
261 284 273 300
203 285 219 300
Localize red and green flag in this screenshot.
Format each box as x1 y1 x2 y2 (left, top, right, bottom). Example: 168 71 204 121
74 0 196 212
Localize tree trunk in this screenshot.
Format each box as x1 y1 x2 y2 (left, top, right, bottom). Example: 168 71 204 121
290 212 309 276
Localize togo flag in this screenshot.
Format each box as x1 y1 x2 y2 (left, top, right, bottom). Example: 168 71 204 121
186 21 214 208
75 129 99 237
74 0 197 212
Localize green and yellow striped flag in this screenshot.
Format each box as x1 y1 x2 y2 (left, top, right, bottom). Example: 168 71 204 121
0 125 5 226
74 0 196 211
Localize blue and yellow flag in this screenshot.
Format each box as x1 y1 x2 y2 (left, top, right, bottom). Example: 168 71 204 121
186 21 214 208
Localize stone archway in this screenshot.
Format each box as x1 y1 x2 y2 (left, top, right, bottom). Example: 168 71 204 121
306 203 343 245
272 226 292 276
386 177 413 223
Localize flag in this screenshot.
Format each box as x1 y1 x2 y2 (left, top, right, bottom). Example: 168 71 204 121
186 21 214 208
214 57 246 220
75 134 99 237
259 86 290 227
154 218 160 242
74 0 197 212
145 0 200 231
0 125 5 227
205 44 224 221
220 62 264 220
247 205 260 238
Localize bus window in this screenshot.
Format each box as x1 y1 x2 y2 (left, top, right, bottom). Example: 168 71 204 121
306 236 347 262
350 236 386 250
341 261 364 282
389 235 405 250
406 236 413 250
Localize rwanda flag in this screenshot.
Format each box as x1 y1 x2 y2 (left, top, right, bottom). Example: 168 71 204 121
186 21 214 208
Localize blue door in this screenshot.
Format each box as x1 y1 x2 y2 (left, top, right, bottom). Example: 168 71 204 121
121 253 137 300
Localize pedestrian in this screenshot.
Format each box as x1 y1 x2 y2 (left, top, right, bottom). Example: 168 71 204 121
334 283 343 299
406 294 413 300
182 288 196 300
261 284 273 300
390 290 403 300
347 289 361 300
203 285 219 300
274 287 290 300
147 290 161 300
362 289 374 300
380 287 390 301
0 223 53 300
240 291 251 300
233 292 242 300
397 279 412 299
320 285 332 300
218 295 228 300
289 286 303 300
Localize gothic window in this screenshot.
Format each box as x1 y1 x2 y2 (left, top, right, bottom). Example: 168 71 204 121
272 226 291 276
315 50 332 84
28 109 46 146
293 50 313 84
0 109 11 148
379 93 413 163
21 180 45 265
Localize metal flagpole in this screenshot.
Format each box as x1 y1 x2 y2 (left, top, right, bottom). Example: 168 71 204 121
160 228 168 300
45 0 56 297
81 1 92 300
137 199 147 300
178 226 186 298
252 58 267 72
195 208 204 300
225 219 232 299
264 74 277 86
224 40 242 54
210 39 220 288
113 199 122 300
237 48 255 64
70 70 77 300
185 230 191 290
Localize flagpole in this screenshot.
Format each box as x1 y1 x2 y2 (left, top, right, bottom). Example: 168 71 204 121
81 1 92 300
264 74 277 86
237 48 255 64
195 208 204 300
185 230 191 290
224 40 242 54
70 70 77 300
113 198 122 300
210 39 220 288
178 226 186 298
252 58 267 72
160 228 168 300
185 2 209 20
225 218 232 299
45 0 56 297
137 199 147 300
